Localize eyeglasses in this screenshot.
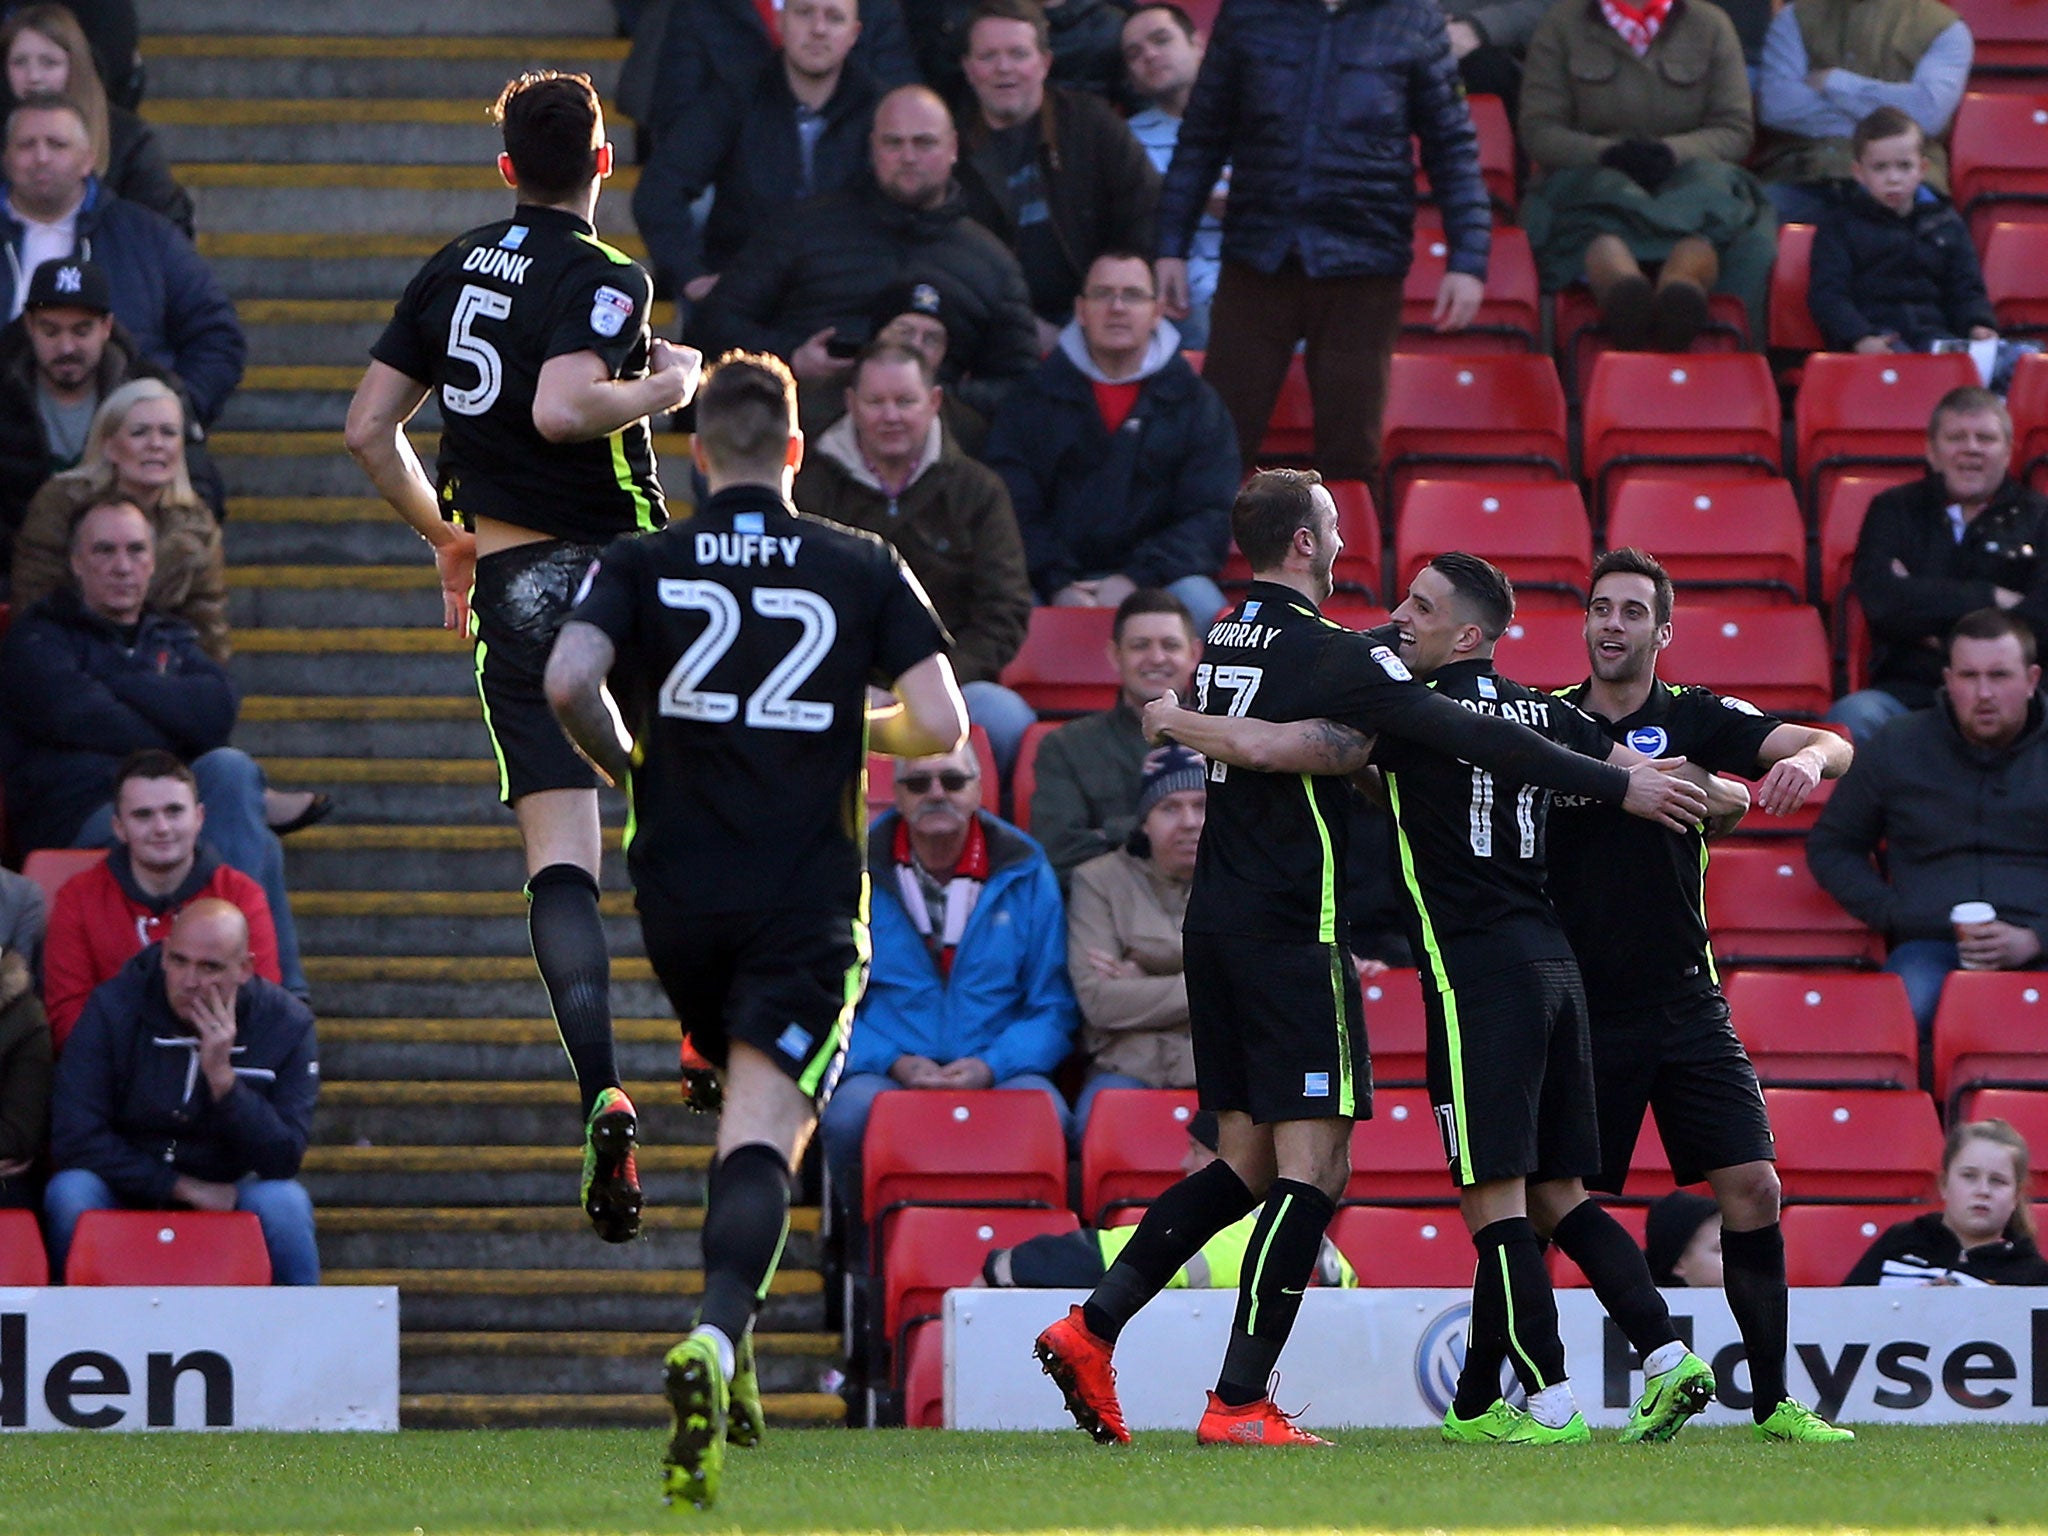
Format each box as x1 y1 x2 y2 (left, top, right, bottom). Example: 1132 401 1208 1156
899 770 977 794
1082 287 1156 307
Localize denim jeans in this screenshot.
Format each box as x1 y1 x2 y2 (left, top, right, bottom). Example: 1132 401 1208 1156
1824 688 1912 747
960 681 1038 782
1167 575 1230 627
1885 938 1959 1088
43 1166 321 1285
1071 1069 1151 1149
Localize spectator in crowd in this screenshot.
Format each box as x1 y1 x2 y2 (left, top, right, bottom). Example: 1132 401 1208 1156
863 277 996 452
1029 586 1197 880
0 94 244 424
1118 4 1221 348
984 250 1236 622
954 0 1159 350
1844 1118 2047 1284
1520 0 1772 350
1754 0 1970 225
1827 388 2048 743
1 6 188 234
819 744 1079 1206
43 750 283 1053
687 83 1039 433
1441 0 1549 117
10 377 225 655
631 0 880 302
0 0 139 110
1066 743 1202 1134
1644 1190 1724 1287
792 342 1037 769
0 260 220 586
1156 0 1487 485
0 501 307 998
0 871 49 1210
1808 609 2048 1056
980 1110 1357 1286
908 0 1136 108
44 899 320 1284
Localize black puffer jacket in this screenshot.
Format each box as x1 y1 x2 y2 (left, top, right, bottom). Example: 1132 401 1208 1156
1808 183 1992 352
685 180 1041 421
1158 0 1490 280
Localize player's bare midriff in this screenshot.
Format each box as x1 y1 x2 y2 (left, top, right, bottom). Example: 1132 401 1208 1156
473 514 558 557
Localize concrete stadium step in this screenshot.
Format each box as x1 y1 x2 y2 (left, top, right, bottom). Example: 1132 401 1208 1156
317 1015 676 1083
228 565 440 629
186 163 641 239
300 1144 706 1209
153 100 515 166
329 1267 827 1335
229 630 475 696
237 696 487 758
399 1332 840 1400
251 756 523 823
314 1076 687 1146
199 232 648 300
318 1207 822 1274
147 45 625 106
301 961 668 1024
208 428 684 498
214 365 415 432
237 299 676 367
148 3 617 36
222 499 440 565
297 910 642 959
283 823 626 893
400 1390 845 1430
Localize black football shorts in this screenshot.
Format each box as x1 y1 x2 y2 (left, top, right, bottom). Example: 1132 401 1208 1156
469 539 605 804
1185 931 1371 1125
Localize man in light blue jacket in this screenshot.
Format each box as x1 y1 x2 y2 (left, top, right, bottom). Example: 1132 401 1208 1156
820 743 1078 1213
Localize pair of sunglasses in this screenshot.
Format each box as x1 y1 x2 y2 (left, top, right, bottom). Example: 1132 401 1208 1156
899 771 976 793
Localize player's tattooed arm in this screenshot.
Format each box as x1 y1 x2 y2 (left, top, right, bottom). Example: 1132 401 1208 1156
544 620 633 787
1145 693 1375 773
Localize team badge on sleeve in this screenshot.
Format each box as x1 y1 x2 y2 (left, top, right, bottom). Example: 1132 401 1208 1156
1720 694 1763 716
590 285 635 338
1371 644 1413 682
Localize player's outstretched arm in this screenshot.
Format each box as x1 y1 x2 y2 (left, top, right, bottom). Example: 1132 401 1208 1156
1752 723 1854 816
345 361 475 631
544 620 634 787
1144 693 1374 774
532 338 702 443
868 653 969 759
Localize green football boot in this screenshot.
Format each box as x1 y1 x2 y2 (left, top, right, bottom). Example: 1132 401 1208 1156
580 1086 642 1244
1442 1398 1529 1443
727 1330 765 1448
1620 1350 1717 1444
662 1333 729 1509
1754 1399 1856 1443
1500 1410 1592 1445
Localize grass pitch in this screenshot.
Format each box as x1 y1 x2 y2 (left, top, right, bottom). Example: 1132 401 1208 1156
1 1424 2042 1535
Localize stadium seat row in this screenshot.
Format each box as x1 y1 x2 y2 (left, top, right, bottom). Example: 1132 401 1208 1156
0 1209 270 1287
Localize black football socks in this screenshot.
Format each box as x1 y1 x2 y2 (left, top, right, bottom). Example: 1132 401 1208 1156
696 1144 794 1352
1551 1199 1680 1359
526 862 619 1121
1722 1221 1790 1418
1082 1159 1258 1344
1456 1217 1567 1415
1215 1179 1337 1406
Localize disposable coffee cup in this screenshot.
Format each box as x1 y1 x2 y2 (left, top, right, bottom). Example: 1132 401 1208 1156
1951 901 1997 929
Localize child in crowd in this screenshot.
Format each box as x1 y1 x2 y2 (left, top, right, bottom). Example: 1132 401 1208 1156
1843 1117 2048 1286
1808 106 2038 392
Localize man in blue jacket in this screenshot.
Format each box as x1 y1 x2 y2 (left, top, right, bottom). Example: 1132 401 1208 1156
819 743 1078 1211
1156 0 1488 484
45 899 320 1283
1 96 245 425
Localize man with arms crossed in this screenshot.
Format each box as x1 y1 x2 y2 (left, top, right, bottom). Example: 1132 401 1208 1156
345 70 700 1245
545 352 964 1507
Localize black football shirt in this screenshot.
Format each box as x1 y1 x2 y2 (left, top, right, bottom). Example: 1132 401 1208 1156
371 204 665 541
1548 680 1782 1008
568 485 948 917
1373 659 1618 985
1182 584 1630 945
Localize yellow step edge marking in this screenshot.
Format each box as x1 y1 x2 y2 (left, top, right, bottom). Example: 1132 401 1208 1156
229 496 388 522
200 231 649 260
303 1145 708 1172
285 824 624 851
231 627 465 652
181 162 641 192
242 365 369 390
304 955 654 982
329 1269 822 1295
240 695 472 720
318 1016 667 1041
140 34 632 60
149 98 622 126
235 297 676 327
293 889 633 916
400 1331 834 1355
257 756 495 783
228 564 432 590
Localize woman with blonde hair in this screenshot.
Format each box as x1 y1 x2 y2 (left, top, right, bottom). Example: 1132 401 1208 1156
1845 1118 2048 1284
0 4 190 233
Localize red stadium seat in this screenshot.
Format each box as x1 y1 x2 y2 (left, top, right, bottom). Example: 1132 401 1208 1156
21 847 106 912
1659 606 1834 718
1554 287 1751 400
1704 845 1883 969
1721 970 1920 1089
1413 93 1517 212
1550 1204 1649 1289
1400 225 1540 354
1983 222 2048 336
881 1206 1080 1366
1794 352 1980 512
901 1324 945 1427
0 1208 48 1285
64 1210 271 1285
1602 478 1806 605
1931 972 2048 1113
1768 224 1825 355
1817 472 1919 606
1580 353 1781 517
1380 355 1570 512
2010 351 2048 489
867 726 999 817
1956 0 2048 81
1328 1205 1473 1286
1361 968 1427 1087
1954 1087 2048 1147
1490 609 1593 692
1950 91 2048 244
1767 1088 1946 1201
1395 480 1592 608
999 607 1119 716
1079 1089 1201 1223
1781 1204 1922 1286
1345 1089 1451 1203
861 1090 1068 1254
1010 720 1061 832
1321 597 1393 632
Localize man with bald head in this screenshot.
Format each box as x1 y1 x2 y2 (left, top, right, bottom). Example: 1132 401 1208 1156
45 898 320 1282
687 83 1040 429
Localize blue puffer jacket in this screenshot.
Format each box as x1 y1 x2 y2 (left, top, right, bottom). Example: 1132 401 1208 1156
1158 0 1491 280
0 178 245 424
848 811 1078 1082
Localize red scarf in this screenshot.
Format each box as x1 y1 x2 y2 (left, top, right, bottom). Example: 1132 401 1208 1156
1600 0 1672 55
751 0 782 45
892 817 990 976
